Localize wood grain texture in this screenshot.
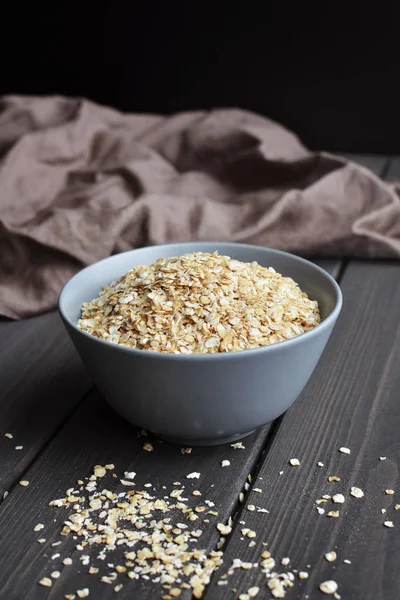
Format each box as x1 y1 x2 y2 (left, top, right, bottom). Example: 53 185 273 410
0 312 91 500
204 262 400 600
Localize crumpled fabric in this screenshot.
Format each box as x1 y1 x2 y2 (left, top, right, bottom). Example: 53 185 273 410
1 95 399 318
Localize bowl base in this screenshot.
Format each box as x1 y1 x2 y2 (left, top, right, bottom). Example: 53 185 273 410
158 429 257 447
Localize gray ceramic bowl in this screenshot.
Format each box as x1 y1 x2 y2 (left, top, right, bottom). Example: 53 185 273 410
59 242 342 446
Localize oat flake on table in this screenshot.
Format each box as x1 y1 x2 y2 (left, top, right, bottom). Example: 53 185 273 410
78 252 320 354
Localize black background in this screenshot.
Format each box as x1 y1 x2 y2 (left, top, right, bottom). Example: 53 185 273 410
1 1 400 152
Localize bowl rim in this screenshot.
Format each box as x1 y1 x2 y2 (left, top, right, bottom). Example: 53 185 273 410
59 242 343 361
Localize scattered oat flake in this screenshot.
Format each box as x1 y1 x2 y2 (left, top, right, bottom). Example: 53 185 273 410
143 442 153 452
120 479 136 486
281 557 290 565
328 476 340 482
395 504 400 510
350 486 364 498
384 520 394 528
221 460 230 467
318 462 324 467
180 447 192 454
247 504 255 511
320 580 338 594
39 578 52 587
332 494 345 504
19 480 29 487
65 595 76 600
15 446 23 450
123 471 136 480
51 571 61 579
316 507 325 515
325 551 337 562
4 433 13 439
63 558 73 566
186 472 201 479
299 571 309 579
34 523 44 531
379 456 387 460
37 538 46 544
93 465 106 478
339 447 350 454
385 489 395 495
231 442 245 449
343 559 351 564
49 467 226 599
289 458 300 466
114 584 123 592
3 491 9 500
217 523 232 535
253 488 262 493
327 511 340 518
77 589 89 598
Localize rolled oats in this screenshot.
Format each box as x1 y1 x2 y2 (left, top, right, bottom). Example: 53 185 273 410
350 487 364 498
324 552 337 562
78 252 320 354
319 580 338 594
332 494 345 504
384 520 394 528
298 571 309 579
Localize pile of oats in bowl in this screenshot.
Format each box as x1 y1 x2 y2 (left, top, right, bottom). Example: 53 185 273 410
78 252 320 354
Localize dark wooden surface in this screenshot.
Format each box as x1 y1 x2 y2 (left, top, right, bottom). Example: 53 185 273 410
0 156 398 600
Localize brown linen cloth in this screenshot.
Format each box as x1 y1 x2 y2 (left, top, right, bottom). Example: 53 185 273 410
1 96 400 319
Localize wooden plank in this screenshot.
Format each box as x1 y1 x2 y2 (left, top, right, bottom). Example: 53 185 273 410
204 262 400 600
0 389 273 599
312 259 343 280
385 157 400 179
0 312 92 500
337 153 388 176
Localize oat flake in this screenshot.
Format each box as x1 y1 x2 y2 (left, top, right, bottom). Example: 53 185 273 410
350 486 364 498
320 580 338 594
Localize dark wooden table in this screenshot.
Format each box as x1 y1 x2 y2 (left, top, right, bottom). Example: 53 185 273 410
1 155 399 600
